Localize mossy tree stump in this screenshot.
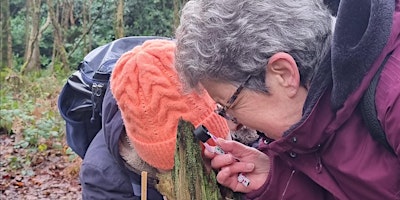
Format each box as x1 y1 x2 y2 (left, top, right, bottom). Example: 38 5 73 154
156 120 242 200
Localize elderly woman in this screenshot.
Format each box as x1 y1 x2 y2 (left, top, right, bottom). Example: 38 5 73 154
175 0 400 199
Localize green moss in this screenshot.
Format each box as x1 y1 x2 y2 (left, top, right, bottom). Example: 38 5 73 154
171 120 241 200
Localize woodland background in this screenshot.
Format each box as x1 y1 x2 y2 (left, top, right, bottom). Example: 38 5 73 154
0 0 187 199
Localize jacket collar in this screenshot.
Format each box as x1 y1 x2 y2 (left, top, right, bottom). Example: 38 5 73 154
330 0 395 110
272 0 396 152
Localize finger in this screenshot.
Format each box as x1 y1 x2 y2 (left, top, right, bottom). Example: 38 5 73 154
203 147 216 159
216 138 253 157
216 168 240 190
217 167 249 193
226 162 255 174
210 153 236 169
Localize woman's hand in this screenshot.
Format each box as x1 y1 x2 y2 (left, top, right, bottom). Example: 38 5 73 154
204 138 270 193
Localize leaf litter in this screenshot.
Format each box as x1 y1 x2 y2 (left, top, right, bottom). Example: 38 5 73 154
0 133 82 200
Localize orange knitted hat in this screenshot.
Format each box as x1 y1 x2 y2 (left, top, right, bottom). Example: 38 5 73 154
110 39 229 170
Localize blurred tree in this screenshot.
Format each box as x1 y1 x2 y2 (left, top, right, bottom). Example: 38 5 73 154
123 0 174 37
114 0 124 39
9 0 178 72
21 0 51 73
82 0 93 55
67 0 106 64
47 0 68 70
1 0 13 69
22 0 42 73
173 0 188 30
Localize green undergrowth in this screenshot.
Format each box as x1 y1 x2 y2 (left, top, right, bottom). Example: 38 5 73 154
0 68 77 173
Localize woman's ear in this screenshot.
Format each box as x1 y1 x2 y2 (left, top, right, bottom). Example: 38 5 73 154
265 52 301 97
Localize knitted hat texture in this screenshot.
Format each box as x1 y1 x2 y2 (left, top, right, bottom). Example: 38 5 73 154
110 40 229 170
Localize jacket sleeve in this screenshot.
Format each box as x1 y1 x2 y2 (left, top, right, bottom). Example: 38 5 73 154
80 130 136 200
244 154 327 200
80 162 136 200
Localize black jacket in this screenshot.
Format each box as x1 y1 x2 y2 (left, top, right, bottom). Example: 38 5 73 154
79 87 163 200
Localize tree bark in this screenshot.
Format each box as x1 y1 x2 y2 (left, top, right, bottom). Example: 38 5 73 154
88 0 93 53
173 0 188 31
47 0 69 69
69 0 75 26
39 13 52 70
155 120 241 200
60 0 73 29
0 0 13 69
22 0 42 73
82 0 89 55
23 0 31 61
114 0 124 39
82 0 94 54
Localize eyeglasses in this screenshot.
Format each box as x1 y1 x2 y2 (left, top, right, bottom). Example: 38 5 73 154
216 75 252 124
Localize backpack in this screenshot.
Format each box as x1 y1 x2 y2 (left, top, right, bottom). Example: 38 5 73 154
360 51 394 154
58 36 168 158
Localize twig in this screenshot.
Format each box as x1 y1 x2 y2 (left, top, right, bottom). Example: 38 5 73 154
141 171 147 200
66 0 106 59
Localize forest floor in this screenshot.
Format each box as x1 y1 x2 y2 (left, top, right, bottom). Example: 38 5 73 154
0 132 82 200
0 70 83 199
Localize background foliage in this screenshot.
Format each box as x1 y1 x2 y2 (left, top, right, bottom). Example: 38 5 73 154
0 0 185 181
5 0 176 70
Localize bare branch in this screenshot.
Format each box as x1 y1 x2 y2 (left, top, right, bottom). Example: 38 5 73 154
67 0 106 58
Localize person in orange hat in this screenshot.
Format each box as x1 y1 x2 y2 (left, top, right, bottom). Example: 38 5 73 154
79 39 232 200
110 39 231 170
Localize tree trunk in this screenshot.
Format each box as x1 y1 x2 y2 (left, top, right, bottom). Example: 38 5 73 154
23 0 31 61
60 0 72 29
39 13 52 70
114 0 124 39
173 0 188 31
22 0 42 73
155 120 242 200
88 0 93 53
82 0 94 55
68 0 75 26
82 0 89 55
0 0 13 69
47 0 69 69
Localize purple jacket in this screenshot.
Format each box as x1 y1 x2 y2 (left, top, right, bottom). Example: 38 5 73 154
247 0 400 199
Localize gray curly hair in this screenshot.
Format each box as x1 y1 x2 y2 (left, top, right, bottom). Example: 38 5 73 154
175 0 333 93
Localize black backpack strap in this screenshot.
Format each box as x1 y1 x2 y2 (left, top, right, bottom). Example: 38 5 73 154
360 52 394 154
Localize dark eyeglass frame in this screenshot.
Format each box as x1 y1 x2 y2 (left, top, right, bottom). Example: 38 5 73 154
216 75 252 124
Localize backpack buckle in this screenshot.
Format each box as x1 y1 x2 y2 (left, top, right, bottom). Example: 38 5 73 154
91 83 105 122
